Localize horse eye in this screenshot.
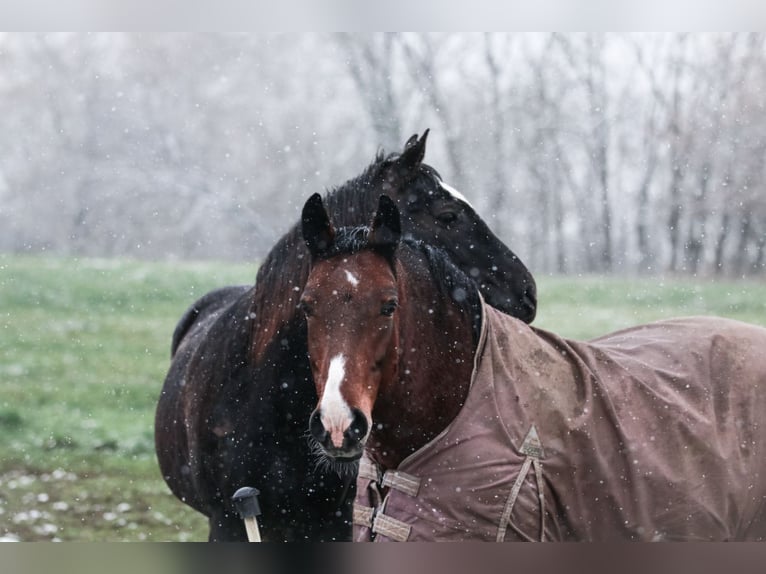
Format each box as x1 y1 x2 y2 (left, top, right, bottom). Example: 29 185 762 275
299 300 314 317
380 299 398 317
437 211 458 225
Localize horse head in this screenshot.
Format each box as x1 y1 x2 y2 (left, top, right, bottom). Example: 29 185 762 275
375 130 536 323
301 193 479 470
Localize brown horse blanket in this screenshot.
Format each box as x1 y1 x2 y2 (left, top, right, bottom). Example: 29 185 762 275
354 304 766 541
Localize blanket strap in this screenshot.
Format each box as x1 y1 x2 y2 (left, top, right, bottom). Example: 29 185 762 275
359 457 421 497
353 503 375 528
533 457 545 542
354 457 418 541
354 458 385 532
354 500 413 542
372 512 412 542
497 425 546 542
359 457 382 482
496 457 532 542
381 469 422 497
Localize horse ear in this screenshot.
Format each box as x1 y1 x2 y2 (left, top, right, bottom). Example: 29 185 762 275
369 195 401 255
403 133 419 150
301 193 335 258
398 129 429 170
387 129 429 187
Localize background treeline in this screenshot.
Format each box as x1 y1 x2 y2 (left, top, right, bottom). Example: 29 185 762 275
0 33 764 276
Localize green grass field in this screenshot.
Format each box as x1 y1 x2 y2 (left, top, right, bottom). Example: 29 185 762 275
1 254 765 541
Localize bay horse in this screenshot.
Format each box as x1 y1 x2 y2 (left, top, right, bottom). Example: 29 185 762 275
155 131 538 541
301 193 766 541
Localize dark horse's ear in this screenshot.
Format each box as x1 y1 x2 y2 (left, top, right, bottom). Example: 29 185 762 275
368 195 401 258
388 129 429 186
302 193 335 259
399 129 428 171
403 133 420 150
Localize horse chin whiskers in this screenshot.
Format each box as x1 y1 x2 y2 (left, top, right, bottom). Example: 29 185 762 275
316 455 360 479
306 433 361 478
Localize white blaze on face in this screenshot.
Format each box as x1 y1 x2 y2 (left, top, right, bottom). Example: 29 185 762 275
440 179 474 210
344 270 359 287
320 354 352 447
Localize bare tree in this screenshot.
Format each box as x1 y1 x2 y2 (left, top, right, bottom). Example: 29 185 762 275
1 33 766 277
584 35 613 272
399 33 466 188
334 33 403 151
550 33 616 272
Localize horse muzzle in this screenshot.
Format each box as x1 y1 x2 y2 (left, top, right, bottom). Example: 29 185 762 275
309 407 369 461
482 277 537 324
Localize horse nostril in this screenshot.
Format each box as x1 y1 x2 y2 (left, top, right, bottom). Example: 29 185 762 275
309 410 327 443
346 408 369 442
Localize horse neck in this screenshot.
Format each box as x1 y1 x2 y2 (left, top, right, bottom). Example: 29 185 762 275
249 228 311 362
368 252 479 470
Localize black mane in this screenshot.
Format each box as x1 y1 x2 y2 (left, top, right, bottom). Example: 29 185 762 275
318 226 372 260
321 149 442 227
257 148 443 275
415 240 483 343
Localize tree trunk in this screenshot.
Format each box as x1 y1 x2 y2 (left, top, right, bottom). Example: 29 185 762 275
713 211 731 275
732 213 752 277
400 34 465 187
484 34 508 237
586 36 612 272
336 33 402 151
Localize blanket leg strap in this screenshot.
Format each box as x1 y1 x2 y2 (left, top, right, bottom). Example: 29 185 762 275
496 457 532 542
533 457 545 542
496 455 546 542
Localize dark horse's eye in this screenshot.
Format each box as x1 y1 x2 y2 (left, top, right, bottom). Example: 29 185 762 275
436 211 458 225
381 299 398 317
299 300 314 317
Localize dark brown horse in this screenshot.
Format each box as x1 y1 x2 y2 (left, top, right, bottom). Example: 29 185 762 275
155 132 537 541
301 194 766 541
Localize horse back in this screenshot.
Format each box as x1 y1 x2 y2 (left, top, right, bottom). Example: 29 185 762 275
156 285 255 518
170 285 251 356
528 315 766 539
